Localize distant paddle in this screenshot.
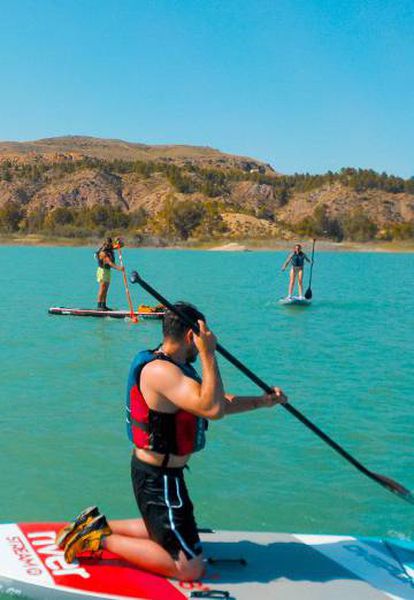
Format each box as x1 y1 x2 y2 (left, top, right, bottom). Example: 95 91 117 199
130 269 414 506
113 238 138 324
304 238 316 300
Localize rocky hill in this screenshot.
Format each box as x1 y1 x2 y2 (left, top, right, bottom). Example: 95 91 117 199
0 136 413 243
0 135 274 173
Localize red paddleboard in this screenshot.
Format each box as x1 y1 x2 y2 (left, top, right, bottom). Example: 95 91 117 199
0 522 186 599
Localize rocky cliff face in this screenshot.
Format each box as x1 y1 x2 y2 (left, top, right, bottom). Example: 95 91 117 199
0 136 413 239
278 182 414 227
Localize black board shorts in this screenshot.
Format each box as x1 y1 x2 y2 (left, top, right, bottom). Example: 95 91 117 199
131 454 202 561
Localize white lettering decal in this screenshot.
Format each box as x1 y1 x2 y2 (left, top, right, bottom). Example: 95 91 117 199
26 531 90 579
28 531 58 544
6 536 42 577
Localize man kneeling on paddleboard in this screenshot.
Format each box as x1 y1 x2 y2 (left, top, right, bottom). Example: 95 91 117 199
57 303 287 581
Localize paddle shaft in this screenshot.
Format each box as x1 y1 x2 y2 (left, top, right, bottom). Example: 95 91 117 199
117 249 138 323
131 272 413 504
133 275 372 473
308 238 316 288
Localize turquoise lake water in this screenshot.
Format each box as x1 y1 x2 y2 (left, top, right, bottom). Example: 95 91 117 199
1 246 413 545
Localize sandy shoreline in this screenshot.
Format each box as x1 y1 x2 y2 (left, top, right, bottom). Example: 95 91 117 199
1 234 413 253
207 240 414 253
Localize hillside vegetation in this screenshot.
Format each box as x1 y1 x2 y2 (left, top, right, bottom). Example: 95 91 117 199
0 136 413 244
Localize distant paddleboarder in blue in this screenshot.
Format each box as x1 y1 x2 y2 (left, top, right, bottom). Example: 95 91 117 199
281 243 312 299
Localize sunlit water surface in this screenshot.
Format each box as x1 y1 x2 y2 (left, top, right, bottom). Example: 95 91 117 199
1 247 413 549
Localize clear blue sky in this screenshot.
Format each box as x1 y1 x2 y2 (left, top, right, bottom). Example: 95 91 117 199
0 0 413 176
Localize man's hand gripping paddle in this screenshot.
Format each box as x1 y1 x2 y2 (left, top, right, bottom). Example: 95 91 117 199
130 269 413 505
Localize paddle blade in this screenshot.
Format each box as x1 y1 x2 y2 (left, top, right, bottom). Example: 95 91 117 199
304 287 312 300
371 472 414 505
130 270 140 284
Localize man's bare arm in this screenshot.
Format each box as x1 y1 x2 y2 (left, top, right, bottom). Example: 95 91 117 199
141 321 285 420
223 388 288 415
195 348 225 419
141 323 226 420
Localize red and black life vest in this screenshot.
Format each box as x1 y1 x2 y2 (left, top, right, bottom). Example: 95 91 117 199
126 350 207 456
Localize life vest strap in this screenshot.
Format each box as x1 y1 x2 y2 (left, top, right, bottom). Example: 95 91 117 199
130 418 150 432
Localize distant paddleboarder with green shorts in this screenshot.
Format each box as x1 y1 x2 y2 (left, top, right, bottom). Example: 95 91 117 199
96 237 124 310
281 243 312 299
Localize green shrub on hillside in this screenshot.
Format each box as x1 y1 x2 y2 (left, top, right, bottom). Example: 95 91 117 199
341 209 378 241
294 205 343 241
194 201 227 236
197 169 229 197
154 196 204 240
44 207 74 228
0 160 13 181
294 206 378 242
164 165 195 193
380 222 414 240
20 208 47 233
129 207 148 229
153 196 226 240
18 205 131 237
0 201 24 232
86 205 130 230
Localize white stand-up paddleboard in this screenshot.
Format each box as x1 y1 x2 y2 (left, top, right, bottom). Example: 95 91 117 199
1 523 413 599
279 296 311 306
